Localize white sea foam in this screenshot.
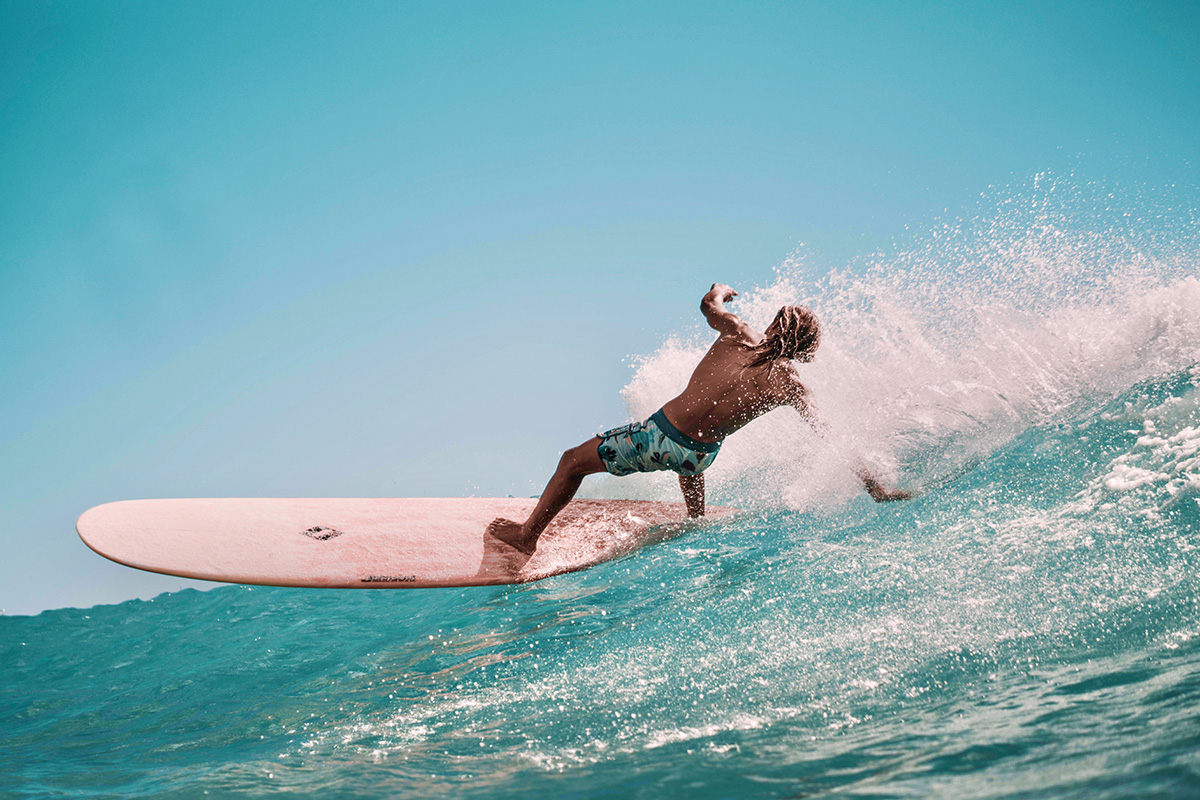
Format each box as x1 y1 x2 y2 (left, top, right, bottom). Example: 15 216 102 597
600 178 1200 511
1068 376 1200 519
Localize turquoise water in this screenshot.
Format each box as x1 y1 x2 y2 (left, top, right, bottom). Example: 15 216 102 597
6 182 1200 798
5 374 1200 798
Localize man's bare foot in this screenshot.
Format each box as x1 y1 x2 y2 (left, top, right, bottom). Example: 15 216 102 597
485 518 537 555
478 519 534 578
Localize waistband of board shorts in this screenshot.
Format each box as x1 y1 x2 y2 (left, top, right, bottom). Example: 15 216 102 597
649 409 722 453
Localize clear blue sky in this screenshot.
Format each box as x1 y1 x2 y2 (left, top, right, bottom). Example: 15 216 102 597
3 0 1198 614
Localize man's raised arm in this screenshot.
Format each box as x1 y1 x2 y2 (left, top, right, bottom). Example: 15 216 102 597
701 283 749 337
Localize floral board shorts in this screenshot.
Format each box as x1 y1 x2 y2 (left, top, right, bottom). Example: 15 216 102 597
596 409 722 477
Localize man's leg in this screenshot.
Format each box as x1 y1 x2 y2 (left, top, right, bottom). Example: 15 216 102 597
488 436 607 554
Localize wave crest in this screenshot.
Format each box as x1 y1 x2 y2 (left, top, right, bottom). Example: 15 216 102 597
616 177 1200 510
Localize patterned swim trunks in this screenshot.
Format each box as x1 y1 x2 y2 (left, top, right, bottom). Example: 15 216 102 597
596 409 722 477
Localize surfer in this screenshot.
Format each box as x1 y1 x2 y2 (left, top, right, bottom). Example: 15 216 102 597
487 283 910 560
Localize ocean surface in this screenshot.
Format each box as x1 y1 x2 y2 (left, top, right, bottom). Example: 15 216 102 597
5 179 1200 798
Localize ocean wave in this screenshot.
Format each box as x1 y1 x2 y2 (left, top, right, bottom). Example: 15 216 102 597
4 176 1200 799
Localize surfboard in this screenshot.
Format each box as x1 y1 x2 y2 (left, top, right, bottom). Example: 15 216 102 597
76 498 736 588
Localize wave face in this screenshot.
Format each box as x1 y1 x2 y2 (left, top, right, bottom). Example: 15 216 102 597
4 178 1200 799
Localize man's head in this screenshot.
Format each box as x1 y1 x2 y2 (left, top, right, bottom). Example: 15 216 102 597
751 305 821 367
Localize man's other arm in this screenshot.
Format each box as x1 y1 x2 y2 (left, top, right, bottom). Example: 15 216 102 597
679 473 705 517
782 374 911 502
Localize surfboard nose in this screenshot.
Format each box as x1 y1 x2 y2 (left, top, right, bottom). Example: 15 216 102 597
77 500 134 551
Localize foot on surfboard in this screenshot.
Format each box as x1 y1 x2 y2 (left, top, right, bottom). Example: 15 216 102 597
479 518 536 577
485 518 537 555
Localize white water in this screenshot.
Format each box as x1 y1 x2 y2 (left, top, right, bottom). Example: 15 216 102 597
596 176 1200 512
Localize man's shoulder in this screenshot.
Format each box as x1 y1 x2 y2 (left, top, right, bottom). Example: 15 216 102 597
716 324 761 349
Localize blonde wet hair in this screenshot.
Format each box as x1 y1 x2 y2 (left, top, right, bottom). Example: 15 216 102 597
747 305 821 368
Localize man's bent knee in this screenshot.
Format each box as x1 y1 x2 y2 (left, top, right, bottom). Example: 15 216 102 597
559 437 606 476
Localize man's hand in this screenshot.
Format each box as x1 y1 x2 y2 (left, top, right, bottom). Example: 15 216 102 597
856 462 913 502
866 483 913 502
709 283 738 303
701 284 747 337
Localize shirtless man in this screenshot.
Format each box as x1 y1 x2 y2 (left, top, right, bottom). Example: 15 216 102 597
487 283 909 558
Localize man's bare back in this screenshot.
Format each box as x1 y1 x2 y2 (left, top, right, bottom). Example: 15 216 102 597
487 283 907 564
660 285 816 443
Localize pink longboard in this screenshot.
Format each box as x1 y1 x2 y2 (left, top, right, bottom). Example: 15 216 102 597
77 498 736 588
